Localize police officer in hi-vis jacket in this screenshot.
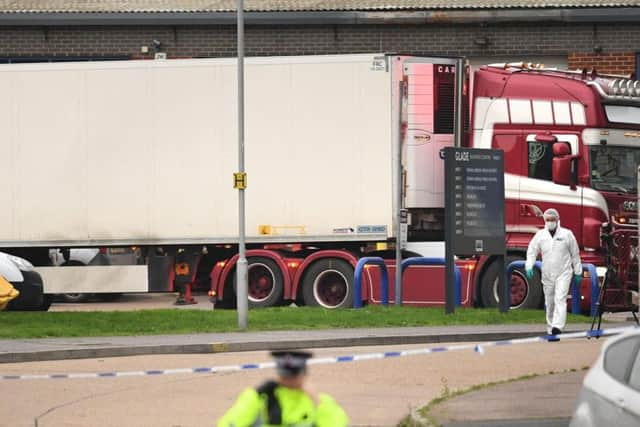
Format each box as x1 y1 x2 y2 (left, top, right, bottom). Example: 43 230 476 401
217 350 349 427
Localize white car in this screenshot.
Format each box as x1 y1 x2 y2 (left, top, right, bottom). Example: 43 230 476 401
49 248 101 267
570 327 640 427
0 251 51 311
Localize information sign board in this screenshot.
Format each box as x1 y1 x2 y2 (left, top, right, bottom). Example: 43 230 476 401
445 147 506 255
444 147 507 313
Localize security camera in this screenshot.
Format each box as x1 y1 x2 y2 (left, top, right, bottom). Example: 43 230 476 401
152 40 162 49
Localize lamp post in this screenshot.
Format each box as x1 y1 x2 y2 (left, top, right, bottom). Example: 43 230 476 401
235 0 248 329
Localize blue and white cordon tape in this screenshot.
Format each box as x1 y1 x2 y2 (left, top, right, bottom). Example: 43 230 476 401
2 326 637 381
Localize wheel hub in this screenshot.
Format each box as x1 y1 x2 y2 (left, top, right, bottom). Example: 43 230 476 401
314 270 347 307
248 264 274 301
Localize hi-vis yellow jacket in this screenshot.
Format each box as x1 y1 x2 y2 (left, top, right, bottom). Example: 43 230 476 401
217 381 348 427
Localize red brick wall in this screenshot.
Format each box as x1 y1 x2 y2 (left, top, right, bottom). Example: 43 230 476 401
568 52 636 76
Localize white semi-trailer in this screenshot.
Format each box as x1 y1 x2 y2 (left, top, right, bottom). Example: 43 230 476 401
0 54 459 308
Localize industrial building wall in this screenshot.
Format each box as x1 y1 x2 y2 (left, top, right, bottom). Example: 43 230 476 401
0 23 638 75
568 52 638 76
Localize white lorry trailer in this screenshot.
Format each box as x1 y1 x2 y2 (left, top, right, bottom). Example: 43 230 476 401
0 54 460 308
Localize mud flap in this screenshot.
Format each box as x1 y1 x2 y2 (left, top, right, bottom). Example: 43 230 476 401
148 254 174 292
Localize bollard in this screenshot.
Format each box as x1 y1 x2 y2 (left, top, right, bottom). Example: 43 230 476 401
353 257 389 308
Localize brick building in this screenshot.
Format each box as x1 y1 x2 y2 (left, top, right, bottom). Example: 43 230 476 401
0 1 638 75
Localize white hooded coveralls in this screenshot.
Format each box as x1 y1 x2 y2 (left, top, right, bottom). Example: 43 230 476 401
525 223 582 333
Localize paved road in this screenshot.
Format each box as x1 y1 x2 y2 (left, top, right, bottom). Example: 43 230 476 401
0 322 617 363
0 338 605 426
431 370 587 427
3 293 634 426
49 292 213 312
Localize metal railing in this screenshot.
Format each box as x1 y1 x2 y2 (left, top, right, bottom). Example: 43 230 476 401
506 261 599 315
353 257 389 308
353 257 461 308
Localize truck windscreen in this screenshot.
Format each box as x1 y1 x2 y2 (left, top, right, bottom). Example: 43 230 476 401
590 145 640 194
605 105 640 125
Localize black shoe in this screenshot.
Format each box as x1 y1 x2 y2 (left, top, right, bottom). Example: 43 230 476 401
551 327 562 335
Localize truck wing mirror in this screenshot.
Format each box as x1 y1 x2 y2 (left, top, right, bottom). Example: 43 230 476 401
552 142 579 187
552 142 571 156
552 156 572 186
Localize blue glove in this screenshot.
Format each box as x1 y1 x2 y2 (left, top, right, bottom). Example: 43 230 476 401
525 268 534 280
574 274 582 286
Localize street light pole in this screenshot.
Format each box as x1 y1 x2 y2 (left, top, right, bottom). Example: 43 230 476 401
235 0 248 330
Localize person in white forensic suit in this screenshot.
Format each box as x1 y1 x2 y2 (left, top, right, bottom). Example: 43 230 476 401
525 208 582 335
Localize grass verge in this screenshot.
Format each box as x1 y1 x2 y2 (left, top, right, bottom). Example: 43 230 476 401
0 306 588 338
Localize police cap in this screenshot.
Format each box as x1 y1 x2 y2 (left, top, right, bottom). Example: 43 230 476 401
271 350 312 377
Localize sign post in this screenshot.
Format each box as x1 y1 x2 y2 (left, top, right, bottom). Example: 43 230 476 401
445 147 506 313
235 0 248 329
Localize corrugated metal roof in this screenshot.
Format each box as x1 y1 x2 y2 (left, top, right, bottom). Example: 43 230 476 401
0 0 639 13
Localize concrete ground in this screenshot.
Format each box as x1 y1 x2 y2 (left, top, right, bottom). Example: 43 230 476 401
429 369 587 426
49 292 215 312
3 293 636 426
0 340 605 427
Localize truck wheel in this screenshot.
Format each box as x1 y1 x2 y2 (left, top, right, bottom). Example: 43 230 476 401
234 257 284 308
217 275 236 309
60 293 92 303
480 256 543 309
302 259 354 309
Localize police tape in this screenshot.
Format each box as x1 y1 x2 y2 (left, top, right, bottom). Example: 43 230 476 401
1 325 637 381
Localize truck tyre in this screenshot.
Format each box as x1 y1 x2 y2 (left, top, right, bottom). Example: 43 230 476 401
302 259 354 309
233 257 284 308
217 275 236 309
60 293 92 303
480 255 543 309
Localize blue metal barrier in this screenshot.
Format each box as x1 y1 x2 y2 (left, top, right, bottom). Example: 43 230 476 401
400 257 462 307
353 257 389 308
583 264 599 317
506 261 599 315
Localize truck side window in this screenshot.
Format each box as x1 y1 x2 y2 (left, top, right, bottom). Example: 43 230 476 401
528 141 553 181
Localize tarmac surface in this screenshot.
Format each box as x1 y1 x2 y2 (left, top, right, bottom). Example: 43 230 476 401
431 370 585 427
2 293 639 426
1 340 604 427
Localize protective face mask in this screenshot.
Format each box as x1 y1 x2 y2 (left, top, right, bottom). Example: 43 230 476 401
545 221 557 231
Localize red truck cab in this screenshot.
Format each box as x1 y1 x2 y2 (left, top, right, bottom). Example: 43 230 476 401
470 63 640 311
